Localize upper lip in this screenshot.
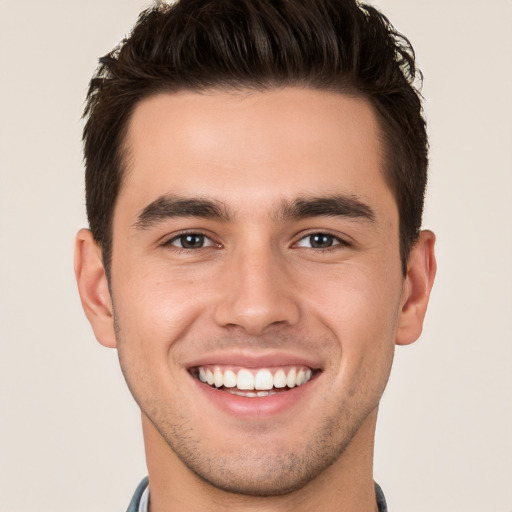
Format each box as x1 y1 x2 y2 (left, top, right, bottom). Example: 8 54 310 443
186 350 323 371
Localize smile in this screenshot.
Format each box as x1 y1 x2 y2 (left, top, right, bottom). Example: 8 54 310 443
193 366 314 397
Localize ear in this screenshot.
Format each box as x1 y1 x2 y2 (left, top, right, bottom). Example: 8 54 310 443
74 229 117 348
396 229 437 346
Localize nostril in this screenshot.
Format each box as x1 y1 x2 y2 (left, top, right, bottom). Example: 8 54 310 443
212 275 301 334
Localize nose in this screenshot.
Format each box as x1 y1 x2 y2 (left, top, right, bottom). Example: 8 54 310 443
213 245 300 335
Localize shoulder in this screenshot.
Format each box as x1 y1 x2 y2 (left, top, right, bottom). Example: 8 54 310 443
126 477 149 512
375 482 388 512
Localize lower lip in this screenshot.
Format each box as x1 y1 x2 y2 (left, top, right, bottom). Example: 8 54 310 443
191 375 317 418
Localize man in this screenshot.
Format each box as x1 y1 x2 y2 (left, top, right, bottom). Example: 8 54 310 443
74 0 436 510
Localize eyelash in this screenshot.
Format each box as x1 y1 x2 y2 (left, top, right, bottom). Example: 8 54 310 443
161 231 350 252
162 231 219 251
294 232 350 250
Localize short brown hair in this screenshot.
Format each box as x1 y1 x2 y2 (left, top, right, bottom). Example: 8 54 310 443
83 0 428 276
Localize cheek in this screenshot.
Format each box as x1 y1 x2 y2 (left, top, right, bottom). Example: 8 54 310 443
305 258 402 327
301 261 402 374
111 262 212 359
112 270 208 408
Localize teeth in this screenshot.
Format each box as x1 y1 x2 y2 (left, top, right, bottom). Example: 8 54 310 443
286 368 297 388
223 369 237 388
237 369 255 390
196 365 314 394
273 369 287 388
227 389 278 397
254 369 273 390
214 367 223 388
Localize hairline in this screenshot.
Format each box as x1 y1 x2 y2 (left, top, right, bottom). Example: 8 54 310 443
101 83 407 277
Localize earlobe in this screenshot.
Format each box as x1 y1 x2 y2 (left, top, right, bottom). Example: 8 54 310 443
396 230 437 346
74 228 117 348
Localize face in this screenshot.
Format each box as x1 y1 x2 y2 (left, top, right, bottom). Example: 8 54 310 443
108 88 407 495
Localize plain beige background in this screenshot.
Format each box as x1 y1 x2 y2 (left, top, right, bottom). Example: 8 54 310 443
1 1 511 511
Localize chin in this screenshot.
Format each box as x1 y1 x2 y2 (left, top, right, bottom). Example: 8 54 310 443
184 449 336 497
164 416 360 498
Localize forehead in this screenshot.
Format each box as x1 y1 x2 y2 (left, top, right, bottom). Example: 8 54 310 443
119 87 395 218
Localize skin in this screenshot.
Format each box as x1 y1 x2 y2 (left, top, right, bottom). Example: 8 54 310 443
75 88 436 512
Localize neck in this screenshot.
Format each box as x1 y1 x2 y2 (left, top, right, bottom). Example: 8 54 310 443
142 408 379 512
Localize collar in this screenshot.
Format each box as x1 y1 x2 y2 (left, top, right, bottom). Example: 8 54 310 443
126 477 388 511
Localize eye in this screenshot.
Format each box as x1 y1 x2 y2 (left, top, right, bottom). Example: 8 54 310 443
295 233 345 249
167 233 216 249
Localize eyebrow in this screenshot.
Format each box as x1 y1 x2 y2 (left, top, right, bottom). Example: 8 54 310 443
134 195 231 229
279 195 375 222
133 193 375 230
